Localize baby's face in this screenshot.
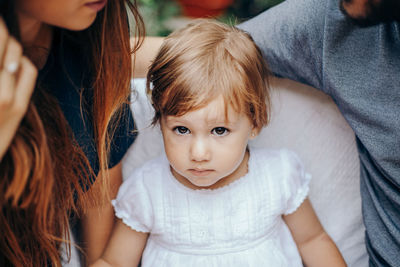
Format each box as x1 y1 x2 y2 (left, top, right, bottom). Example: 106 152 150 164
160 95 257 190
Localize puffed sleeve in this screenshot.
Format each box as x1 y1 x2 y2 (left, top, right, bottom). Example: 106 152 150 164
111 168 153 233
280 150 312 215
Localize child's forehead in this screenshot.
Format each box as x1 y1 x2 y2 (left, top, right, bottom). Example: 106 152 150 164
166 95 241 123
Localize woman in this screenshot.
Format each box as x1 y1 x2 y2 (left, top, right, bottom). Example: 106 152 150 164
0 0 160 266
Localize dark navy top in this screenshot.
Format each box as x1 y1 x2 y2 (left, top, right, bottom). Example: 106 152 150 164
38 31 137 179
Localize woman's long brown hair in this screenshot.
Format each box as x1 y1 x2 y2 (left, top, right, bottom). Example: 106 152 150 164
0 0 144 266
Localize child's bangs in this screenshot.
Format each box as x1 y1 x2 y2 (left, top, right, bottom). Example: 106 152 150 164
214 52 256 120
161 56 250 119
149 19 271 128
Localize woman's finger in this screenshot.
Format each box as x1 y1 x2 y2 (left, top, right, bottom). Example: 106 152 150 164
0 17 9 65
3 36 22 71
0 36 22 107
14 56 37 112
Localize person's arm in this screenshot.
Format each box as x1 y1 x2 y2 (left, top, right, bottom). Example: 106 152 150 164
283 198 347 267
82 162 123 265
0 18 37 161
131 36 164 78
90 219 149 267
237 0 327 90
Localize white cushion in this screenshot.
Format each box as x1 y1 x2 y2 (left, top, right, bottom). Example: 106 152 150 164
122 78 368 267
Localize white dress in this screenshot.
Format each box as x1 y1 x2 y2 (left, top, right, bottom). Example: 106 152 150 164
112 147 311 267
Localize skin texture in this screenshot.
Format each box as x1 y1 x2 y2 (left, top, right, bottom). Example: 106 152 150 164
340 0 400 26
15 0 105 67
131 37 164 78
161 96 257 190
0 19 37 161
15 0 101 34
340 0 371 18
83 163 123 264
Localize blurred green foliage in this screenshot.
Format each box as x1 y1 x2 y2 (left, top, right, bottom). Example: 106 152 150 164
137 0 283 36
137 0 181 36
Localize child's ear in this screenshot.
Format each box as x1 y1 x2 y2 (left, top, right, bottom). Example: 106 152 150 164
249 127 260 140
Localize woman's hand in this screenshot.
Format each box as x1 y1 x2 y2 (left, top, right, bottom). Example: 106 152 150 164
0 18 37 161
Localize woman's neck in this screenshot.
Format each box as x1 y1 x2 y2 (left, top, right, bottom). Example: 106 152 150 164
17 13 53 69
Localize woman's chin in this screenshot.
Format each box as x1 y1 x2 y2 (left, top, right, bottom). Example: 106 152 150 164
59 15 97 31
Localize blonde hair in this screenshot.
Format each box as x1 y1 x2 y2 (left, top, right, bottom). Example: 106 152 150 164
147 19 271 131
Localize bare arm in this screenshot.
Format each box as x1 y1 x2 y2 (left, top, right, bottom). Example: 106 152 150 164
131 37 164 78
82 162 123 265
283 199 347 267
91 219 149 267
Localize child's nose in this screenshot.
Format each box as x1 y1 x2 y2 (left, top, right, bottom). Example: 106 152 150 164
190 137 211 162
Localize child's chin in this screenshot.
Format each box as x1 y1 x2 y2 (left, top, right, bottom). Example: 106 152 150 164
187 177 219 189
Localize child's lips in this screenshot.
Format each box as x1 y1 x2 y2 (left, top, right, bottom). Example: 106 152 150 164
189 168 214 176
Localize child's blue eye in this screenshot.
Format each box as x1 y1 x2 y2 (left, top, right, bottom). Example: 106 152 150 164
174 126 190 135
211 127 229 136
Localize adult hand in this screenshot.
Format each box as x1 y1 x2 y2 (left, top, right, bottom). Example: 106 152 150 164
0 18 37 161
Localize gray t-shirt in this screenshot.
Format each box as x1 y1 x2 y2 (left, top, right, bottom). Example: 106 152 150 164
239 0 400 266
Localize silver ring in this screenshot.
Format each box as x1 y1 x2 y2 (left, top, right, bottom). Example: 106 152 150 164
5 62 19 74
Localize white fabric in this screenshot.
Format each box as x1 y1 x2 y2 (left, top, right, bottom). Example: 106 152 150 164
123 78 366 266
60 229 81 267
115 147 310 267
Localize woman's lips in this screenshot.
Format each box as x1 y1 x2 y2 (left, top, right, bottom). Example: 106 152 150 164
85 0 107 11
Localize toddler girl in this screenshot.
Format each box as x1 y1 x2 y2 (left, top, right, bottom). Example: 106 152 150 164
93 20 346 267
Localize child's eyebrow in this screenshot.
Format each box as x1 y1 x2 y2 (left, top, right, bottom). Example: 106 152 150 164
205 113 239 125
164 116 236 126
206 118 234 125
164 116 188 124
